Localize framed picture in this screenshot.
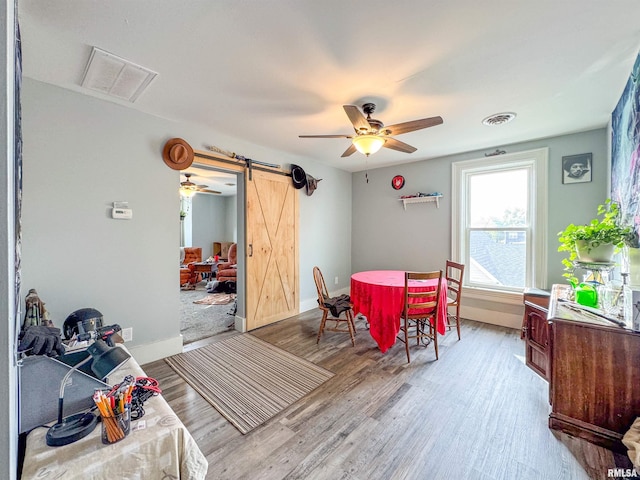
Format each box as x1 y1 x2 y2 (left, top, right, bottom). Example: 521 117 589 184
562 153 592 184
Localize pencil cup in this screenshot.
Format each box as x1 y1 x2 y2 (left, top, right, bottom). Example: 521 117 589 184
101 409 130 444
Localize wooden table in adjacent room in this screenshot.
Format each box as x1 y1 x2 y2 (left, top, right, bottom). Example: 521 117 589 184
350 270 448 353
192 261 219 281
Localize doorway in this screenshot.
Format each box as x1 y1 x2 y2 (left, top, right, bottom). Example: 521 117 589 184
179 165 241 345
180 151 300 338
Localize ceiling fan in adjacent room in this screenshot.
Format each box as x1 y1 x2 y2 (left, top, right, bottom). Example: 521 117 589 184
179 173 221 197
299 103 443 157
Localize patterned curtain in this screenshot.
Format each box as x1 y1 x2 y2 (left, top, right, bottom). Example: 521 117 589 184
14 1 23 350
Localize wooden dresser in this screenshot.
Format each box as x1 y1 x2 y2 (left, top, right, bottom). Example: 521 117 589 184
522 288 551 381
547 284 640 452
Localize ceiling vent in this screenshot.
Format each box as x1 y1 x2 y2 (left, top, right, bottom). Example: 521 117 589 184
81 47 158 102
482 112 517 126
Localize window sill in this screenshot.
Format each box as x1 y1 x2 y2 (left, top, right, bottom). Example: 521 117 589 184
463 287 524 306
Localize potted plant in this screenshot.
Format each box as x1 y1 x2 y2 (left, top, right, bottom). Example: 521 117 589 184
558 199 632 282
180 210 187 220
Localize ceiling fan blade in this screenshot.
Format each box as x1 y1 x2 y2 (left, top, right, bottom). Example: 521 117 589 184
382 137 417 154
299 134 353 138
196 184 209 189
341 143 357 157
383 116 443 136
200 189 222 194
343 105 372 133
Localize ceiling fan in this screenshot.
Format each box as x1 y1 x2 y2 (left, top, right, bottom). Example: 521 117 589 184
299 103 443 157
179 173 221 197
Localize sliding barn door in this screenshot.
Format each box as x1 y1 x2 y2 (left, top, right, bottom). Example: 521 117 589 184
245 169 299 330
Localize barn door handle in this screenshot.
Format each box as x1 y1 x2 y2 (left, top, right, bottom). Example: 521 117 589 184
249 244 253 257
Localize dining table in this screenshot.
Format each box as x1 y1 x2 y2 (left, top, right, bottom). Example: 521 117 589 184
350 270 448 353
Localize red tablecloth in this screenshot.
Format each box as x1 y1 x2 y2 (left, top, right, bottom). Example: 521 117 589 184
350 270 448 353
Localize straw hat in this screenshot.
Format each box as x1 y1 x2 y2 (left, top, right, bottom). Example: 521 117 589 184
163 138 194 170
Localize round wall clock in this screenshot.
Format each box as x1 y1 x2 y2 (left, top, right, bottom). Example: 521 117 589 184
392 175 405 190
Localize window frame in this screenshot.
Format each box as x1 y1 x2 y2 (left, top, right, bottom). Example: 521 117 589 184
451 148 548 301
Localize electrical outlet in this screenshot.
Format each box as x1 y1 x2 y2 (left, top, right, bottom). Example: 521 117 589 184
121 327 133 342
334 276 339 285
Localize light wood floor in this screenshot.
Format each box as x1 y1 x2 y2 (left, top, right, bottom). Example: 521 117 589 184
143 311 629 480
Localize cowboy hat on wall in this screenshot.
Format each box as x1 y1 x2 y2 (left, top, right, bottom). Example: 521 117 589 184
290 164 322 196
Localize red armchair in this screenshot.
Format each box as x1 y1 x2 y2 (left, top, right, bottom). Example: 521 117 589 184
216 243 237 282
180 247 202 286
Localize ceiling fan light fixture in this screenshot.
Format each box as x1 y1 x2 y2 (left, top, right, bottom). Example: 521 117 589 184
353 135 385 156
179 186 197 198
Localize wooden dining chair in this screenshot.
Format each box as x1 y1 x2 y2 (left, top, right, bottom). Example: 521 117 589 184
398 270 443 363
313 266 356 346
445 260 465 340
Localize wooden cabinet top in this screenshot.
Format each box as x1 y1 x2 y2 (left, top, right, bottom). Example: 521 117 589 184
549 284 637 333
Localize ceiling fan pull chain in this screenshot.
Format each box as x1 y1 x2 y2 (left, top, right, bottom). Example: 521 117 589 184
365 157 369 184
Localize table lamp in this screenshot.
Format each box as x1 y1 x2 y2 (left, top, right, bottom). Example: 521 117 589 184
45 339 131 446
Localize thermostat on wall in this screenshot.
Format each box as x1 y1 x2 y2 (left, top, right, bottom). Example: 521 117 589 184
112 202 133 220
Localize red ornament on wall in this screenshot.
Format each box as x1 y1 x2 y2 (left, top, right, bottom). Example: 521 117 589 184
392 175 405 190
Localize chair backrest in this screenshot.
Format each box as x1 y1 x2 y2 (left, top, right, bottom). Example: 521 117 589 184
313 266 330 305
445 260 465 303
183 247 202 265
403 270 442 318
228 243 238 264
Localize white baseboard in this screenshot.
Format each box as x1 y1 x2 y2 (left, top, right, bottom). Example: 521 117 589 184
300 297 318 313
235 315 246 333
304 288 521 331
461 305 522 330
128 335 183 366
128 295 519 365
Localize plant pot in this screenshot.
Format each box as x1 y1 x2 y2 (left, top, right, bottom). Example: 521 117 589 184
575 240 615 263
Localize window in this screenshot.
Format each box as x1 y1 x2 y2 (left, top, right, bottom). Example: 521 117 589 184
452 148 548 295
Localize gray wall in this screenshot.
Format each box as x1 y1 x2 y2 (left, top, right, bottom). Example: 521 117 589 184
297 162 353 309
225 195 238 244
352 128 608 288
21 79 181 355
20 78 353 362
191 193 235 259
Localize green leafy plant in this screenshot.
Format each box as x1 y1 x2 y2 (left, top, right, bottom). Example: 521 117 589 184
557 199 632 283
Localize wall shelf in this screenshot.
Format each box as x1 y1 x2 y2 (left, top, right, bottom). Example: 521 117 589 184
398 195 442 210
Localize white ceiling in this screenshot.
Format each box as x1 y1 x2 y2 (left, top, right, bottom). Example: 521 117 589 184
181 166 237 197
18 1 640 173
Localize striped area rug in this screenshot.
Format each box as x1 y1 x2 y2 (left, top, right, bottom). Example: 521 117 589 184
164 334 334 434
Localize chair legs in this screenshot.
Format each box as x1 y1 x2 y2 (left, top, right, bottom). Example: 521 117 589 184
403 319 411 363
454 312 461 340
446 305 461 340
345 310 356 347
401 317 438 363
431 321 439 360
316 311 328 344
316 309 356 347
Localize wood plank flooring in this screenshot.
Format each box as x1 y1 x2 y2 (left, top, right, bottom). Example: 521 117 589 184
143 311 629 480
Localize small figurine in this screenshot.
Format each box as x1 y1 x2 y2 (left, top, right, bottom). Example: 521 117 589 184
23 289 54 329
